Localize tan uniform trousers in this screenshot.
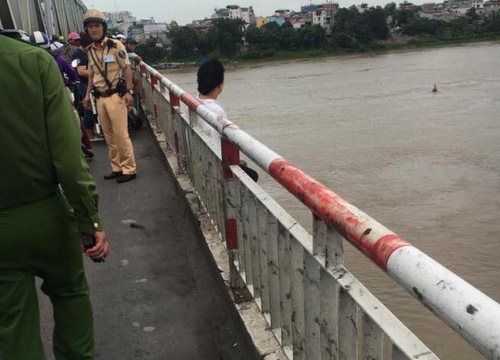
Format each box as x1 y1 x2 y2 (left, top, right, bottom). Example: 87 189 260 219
96 94 137 174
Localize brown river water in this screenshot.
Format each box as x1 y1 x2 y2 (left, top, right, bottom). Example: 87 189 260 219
165 42 500 359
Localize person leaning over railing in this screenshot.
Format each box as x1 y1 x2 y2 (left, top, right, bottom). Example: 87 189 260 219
0 34 109 360
197 59 258 182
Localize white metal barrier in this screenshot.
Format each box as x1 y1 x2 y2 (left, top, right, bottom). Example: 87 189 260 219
136 61 500 360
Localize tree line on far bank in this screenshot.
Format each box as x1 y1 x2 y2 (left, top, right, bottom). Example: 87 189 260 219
136 2 500 63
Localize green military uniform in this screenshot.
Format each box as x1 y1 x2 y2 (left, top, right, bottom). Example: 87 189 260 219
0 36 102 359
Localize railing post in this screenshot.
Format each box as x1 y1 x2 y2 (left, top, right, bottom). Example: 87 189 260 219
150 75 159 130
150 73 158 89
168 91 183 171
313 214 344 271
313 214 343 359
180 108 198 176
157 81 167 135
139 64 146 102
169 91 180 114
221 138 243 288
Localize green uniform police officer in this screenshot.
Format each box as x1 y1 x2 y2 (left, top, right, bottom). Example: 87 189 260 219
0 35 109 359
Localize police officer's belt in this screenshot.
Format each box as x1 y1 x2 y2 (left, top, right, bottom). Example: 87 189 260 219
93 88 119 98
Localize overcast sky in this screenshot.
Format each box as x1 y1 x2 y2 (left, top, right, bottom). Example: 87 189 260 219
82 0 397 25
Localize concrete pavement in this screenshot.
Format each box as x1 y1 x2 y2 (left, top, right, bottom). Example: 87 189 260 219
40 126 257 360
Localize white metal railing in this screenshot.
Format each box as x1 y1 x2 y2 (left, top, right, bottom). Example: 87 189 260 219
135 61 500 360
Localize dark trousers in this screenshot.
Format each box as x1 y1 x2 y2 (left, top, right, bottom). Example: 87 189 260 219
75 83 96 130
80 122 92 151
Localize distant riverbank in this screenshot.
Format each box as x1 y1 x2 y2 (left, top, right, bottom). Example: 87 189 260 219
160 36 500 75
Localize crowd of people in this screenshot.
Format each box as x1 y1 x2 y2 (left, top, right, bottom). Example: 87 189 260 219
23 22 143 162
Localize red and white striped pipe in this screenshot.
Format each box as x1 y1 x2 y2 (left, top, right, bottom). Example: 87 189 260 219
139 62 500 358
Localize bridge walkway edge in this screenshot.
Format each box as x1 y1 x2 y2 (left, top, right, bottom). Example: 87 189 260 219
37 119 270 359
145 109 287 360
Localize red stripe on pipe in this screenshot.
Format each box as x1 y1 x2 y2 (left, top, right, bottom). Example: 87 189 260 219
221 138 240 180
180 92 201 111
268 158 409 270
151 75 157 89
371 234 410 269
225 219 238 250
169 92 180 114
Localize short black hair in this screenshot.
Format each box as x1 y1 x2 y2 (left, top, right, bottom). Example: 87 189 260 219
197 59 225 95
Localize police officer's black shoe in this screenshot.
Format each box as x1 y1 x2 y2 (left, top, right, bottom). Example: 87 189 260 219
116 174 137 183
104 171 123 180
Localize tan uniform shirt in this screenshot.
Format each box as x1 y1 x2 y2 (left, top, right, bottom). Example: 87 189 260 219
88 37 130 92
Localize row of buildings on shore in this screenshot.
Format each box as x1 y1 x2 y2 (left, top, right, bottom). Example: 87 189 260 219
202 0 500 30
106 0 500 44
415 0 500 21
190 3 339 31
106 3 344 41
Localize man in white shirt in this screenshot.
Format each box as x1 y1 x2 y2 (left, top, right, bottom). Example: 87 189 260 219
196 59 258 182
196 59 228 150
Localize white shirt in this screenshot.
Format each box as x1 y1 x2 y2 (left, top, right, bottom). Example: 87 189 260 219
196 96 228 151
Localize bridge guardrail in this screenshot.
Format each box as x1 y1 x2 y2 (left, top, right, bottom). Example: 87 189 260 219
135 61 500 360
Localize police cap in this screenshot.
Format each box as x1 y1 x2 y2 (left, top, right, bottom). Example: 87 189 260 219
83 9 106 25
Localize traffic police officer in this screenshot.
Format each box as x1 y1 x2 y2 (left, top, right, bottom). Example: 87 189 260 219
0 35 109 359
83 9 137 183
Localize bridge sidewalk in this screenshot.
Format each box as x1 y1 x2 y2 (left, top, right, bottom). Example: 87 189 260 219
40 126 257 359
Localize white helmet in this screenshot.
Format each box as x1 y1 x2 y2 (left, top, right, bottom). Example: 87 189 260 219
29 31 50 49
50 41 64 52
